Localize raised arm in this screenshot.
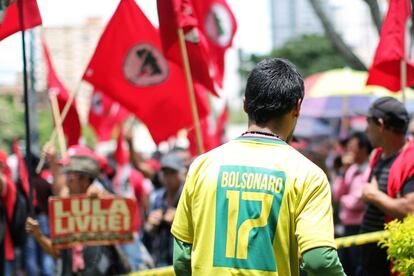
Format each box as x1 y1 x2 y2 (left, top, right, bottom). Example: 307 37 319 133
43 143 68 197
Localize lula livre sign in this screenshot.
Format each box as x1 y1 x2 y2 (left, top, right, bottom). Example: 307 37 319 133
49 196 137 249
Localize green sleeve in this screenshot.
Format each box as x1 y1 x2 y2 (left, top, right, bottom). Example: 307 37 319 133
300 247 346 276
173 237 192 276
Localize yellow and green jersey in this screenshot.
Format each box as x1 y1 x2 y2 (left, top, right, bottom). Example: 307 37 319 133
171 135 336 276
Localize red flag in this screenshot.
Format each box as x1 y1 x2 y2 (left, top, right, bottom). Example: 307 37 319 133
157 0 218 96
0 0 42 41
12 140 29 196
193 0 237 87
366 0 414 91
187 117 216 157
88 89 129 142
114 127 129 166
83 0 209 144
187 92 228 156
42 39 81 146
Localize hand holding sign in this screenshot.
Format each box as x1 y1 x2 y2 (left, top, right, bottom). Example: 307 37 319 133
26 217 41 238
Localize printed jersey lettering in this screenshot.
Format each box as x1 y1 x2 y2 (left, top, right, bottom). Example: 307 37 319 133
213 165 286 271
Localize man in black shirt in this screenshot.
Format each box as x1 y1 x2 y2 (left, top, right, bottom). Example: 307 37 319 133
360 97 414 276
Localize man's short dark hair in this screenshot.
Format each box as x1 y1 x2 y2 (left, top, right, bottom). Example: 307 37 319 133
245 58 304 124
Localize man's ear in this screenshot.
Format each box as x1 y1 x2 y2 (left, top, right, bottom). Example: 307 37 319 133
292 99 302 117
377 118 386 131
243 97 247 113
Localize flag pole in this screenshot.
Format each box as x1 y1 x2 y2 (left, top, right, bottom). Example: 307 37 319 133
36 82 81 173
177 28 204 155
18 0 34 216
49 93 67 157
401 59 407 105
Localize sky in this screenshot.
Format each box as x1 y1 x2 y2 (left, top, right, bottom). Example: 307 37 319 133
0 0 273 85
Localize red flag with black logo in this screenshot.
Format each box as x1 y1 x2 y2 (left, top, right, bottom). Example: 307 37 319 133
157 0 218 96
88 89 129 142
0 0 42 41
192 0 237 87
366 0 414 91
42 40 81 146
83 0 209 144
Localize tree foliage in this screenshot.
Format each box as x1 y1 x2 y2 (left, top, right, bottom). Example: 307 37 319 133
0 95 96 154
239 34 349 83
0 96 25 151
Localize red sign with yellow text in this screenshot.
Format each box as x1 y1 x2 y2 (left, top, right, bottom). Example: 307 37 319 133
49 195 137 249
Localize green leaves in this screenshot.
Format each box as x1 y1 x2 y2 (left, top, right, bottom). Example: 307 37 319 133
379 215 414 275
239 34 350 82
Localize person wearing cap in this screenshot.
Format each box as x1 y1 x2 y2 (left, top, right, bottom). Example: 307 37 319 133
171 58 345 276
40 143 108 197
143 152 185 267
25 144 129 275
360 96 414 276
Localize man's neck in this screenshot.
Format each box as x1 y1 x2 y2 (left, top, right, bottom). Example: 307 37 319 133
247 122 288 141
166 186 179 202
382 135 406 159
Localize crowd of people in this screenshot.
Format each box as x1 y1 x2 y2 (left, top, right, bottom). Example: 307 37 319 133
0 129 190 275
1 58 414 276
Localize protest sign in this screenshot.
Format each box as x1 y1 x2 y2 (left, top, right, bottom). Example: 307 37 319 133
49 195 137 249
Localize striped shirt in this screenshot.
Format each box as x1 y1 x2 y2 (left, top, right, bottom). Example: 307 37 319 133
360 155 396 233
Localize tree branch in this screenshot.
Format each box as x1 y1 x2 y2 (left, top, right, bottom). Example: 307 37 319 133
362 0 383 33
308 0 367 70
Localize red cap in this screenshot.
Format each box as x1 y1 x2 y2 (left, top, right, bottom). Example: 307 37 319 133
145 158 161 171
59 145 99 165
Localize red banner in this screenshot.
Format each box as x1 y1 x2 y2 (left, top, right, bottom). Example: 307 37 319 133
83 0 209 143
49 195 137 249
0 0 42 41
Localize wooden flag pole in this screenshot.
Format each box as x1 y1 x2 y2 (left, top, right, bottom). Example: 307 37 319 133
49 92 67 157
36 83 81 173
177 28 204 155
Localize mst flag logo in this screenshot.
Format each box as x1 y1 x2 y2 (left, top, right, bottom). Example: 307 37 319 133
204 3 234 47
123 43 169 87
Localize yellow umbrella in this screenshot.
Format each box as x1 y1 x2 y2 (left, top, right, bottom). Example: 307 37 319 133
302 68 414 117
